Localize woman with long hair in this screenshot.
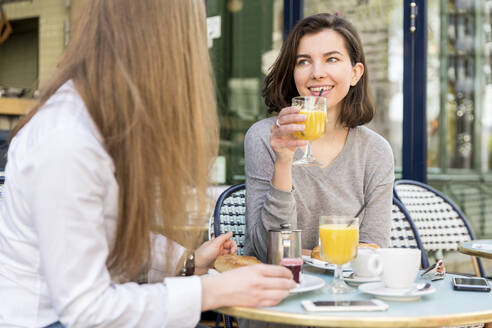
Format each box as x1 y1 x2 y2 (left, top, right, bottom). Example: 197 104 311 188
244 13 394 262
0 1 295 327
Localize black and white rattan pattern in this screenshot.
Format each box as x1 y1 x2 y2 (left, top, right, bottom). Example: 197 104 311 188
212 184 246 255
390 197 429 268
394 179 485 277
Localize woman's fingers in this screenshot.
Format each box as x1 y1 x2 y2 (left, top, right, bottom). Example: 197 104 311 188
272 123 305 135
259 276 297 290
256 290 291 307
271 138 307 149
253 264 294 280
208 265 296 309
275 105 305 128
215 231 233 243
276 114 306 128
279 106 301 116
221 240 237 254
229 242 237 254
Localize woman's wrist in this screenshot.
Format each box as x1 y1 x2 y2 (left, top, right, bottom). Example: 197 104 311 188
273 158 293 192
200 274 224 311
274 153 294 165
193 247 212 273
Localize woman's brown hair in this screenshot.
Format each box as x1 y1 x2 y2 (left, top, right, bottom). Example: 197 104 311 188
263 13 374 128
10 0 218 280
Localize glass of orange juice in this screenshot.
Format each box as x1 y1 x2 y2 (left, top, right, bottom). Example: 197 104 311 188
319 216 359 293
292 96 327 166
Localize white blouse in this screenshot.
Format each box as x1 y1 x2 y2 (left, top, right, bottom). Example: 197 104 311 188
0 81 202 327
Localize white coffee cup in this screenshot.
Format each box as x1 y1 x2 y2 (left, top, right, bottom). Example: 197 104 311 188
351 247 383 278
375 248 421 290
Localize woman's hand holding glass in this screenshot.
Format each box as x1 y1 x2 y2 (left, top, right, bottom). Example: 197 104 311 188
271 96 327 166
291 96 327 166
270 106 309 163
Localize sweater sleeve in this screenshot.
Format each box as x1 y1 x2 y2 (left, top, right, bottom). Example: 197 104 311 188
243 120 297 262
358 137 395 248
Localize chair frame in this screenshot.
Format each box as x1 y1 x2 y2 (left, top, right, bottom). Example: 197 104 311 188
211 183 245 328
394 179 485 277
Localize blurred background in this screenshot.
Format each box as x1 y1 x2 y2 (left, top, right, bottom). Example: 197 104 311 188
1 0 491 272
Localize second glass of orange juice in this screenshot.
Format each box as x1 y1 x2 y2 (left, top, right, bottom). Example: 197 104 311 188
291 96 327 166
319 216 359 293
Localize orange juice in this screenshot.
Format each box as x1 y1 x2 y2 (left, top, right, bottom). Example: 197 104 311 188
292 110 327 141
319 224 359 265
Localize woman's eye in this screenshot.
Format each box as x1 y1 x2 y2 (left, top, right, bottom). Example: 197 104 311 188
297 59 309 66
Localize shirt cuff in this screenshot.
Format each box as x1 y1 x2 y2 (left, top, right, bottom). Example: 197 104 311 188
149 233 186 281
164 276 202 328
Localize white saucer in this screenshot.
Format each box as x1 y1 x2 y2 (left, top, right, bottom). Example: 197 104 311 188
302 256 351 271
342 272 380 285
358 282 436 301
290 274 325 294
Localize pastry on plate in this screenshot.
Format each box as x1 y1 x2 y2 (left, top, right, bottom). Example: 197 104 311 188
311 245 324 261
358 242 380 250
214 254 261 272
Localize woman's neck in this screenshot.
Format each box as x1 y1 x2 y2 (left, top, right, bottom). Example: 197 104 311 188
320 123 348 143
324 107 347 138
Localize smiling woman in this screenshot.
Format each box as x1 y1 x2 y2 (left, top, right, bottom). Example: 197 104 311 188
293 30 364 118
244 13 395 265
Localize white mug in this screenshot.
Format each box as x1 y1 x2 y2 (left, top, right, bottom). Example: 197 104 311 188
374 248 421 289
351 247 382 278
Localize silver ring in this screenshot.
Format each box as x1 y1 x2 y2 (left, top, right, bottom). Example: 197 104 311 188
275 118 281 128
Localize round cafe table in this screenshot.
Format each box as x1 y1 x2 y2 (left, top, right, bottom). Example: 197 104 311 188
459 240 492 259
217 266 492 327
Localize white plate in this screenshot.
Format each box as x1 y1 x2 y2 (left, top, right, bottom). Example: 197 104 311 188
209 269 324 294
290 274 325 294
302 255 351 271
358 282 436 301
342 272 380 285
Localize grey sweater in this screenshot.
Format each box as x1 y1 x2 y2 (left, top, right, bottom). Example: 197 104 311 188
243 116 395 262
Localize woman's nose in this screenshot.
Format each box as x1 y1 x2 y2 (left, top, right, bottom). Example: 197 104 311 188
311 62 327 79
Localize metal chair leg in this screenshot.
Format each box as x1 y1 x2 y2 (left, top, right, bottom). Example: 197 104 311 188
224 315 233 328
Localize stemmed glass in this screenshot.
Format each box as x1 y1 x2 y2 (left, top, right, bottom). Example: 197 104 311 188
319 216 359 293
292 96 327 166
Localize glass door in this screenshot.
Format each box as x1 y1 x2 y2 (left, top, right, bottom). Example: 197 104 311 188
207 0 284 184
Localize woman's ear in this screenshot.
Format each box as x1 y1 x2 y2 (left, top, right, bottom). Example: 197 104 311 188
350 62 364 86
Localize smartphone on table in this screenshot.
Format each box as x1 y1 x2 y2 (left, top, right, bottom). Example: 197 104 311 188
452 277 491 292
301 299 388 312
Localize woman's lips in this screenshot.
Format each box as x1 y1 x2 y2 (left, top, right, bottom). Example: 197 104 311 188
309 87 332 97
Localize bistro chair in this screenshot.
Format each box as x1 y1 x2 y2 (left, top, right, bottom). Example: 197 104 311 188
394 179 485 277
212 183 246 255
210 183 246 328
390 197 429 269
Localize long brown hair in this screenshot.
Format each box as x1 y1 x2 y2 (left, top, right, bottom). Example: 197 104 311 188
11 0 218 280
263 13 374 128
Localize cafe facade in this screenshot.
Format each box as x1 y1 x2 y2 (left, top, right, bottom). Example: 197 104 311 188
1 0 491 239
206 0 492 240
